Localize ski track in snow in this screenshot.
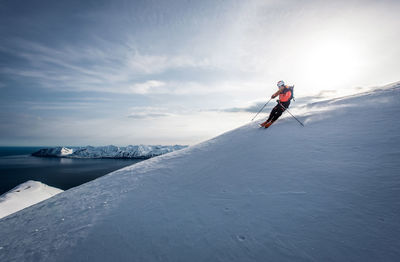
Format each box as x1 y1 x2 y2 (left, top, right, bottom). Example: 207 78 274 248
0 84 400 261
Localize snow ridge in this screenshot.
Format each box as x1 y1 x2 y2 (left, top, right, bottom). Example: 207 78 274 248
0 181 63 219
0 84 399 261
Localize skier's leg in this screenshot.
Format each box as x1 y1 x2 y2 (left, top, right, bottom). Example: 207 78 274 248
267 105 280 122
261 105 279 127
271 101 290 122
270 106 284 122
262 105 282 128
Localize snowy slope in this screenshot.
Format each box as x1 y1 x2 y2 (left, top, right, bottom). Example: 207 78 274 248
0 84 399 261
32 145 187 159
0 181 63 219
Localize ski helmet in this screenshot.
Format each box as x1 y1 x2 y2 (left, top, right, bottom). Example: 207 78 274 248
277 80 285 87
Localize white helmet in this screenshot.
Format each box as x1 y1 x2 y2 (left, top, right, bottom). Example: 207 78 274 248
277 80 285 87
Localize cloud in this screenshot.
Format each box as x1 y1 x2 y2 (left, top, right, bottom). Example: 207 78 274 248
26 102 94 111
125 78 262 97
3 39 235 97
126 51 210 75
129 80 166 94
0 38 214 94
127 106 175 119
128 112 171 119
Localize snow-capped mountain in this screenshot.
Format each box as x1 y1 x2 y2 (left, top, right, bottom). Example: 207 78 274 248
32 145 187 159
0 181 63 219
0 84 399 261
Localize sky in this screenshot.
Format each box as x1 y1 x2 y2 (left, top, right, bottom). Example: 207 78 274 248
0 0 399 146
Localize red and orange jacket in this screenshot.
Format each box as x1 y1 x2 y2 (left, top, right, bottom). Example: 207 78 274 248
272 85 293 102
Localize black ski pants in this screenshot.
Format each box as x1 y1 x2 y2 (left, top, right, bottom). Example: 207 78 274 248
267 101 290 122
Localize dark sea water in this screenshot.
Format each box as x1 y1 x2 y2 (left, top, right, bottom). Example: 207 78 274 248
0 147 144 195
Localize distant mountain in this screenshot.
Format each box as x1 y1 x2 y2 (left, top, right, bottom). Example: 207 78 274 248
32 145 187 159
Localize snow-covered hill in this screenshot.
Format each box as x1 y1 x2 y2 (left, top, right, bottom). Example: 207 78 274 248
0 181 63 219
32 145 187 159
0 84 399 261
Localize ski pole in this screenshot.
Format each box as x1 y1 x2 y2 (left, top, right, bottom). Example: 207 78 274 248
251 98 272 121
279 103 304 127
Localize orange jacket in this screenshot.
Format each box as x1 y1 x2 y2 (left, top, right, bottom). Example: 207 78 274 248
279 88 292 102
272 85 292 102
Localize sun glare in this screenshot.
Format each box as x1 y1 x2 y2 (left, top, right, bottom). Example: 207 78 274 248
300 37 363 90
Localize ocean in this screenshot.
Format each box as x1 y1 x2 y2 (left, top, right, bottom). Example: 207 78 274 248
0 147 144 195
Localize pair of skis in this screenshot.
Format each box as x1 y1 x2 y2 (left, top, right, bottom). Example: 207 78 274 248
259 120 274 129
253 101 304 128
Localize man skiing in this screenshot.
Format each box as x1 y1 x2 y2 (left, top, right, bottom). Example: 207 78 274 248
260 80 293 128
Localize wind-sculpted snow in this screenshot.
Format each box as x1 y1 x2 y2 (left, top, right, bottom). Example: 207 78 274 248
32 145 187 159
1 84 400 261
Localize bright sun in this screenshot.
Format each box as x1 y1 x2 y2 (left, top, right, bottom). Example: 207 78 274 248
300 37 363 90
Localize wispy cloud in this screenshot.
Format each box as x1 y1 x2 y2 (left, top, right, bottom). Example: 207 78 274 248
128 112 172 119
129 80 166 94
126 51 210 75
127 106 175 119
26 102 94 111
0 38 216 95
127 79 262 97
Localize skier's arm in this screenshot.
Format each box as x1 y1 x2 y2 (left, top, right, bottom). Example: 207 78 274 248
271 86 285 98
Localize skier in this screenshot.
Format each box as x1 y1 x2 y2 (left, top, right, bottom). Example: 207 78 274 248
260 80 294 128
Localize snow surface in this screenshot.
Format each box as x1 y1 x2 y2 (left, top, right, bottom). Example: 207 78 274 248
32 145 187 159
0 181 63 219
1 84 400 261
